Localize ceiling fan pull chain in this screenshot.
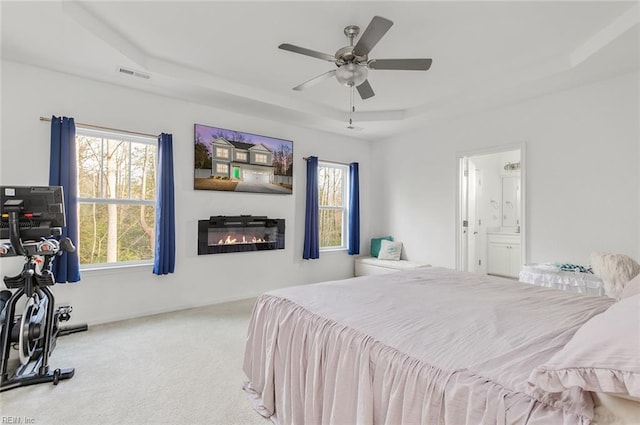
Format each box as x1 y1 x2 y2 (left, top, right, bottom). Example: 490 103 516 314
349 86 356 126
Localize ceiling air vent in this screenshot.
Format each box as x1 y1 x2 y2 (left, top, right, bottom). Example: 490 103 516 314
117 67 151 80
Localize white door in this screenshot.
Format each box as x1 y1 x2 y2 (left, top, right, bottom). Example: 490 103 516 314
459 158 468 271
467 162 480 273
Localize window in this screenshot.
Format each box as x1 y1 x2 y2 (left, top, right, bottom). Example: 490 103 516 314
76 128 157 267
215 147 229 158
254 153 268 164
235 152 247 161
216 163 229 174
318 162 349 250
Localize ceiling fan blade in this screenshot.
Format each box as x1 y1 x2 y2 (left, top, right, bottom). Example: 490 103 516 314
293 70 336 91
368 58 433 71
353 16 393 57
356 80 375 100
278 43 336 62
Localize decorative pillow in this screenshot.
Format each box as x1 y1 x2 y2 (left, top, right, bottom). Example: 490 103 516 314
528 294 640 398
378 240 402 261
621 273 640 299
370 236 393 258
590 252 640 299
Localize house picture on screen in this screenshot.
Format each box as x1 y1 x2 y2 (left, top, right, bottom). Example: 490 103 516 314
194 123 293 194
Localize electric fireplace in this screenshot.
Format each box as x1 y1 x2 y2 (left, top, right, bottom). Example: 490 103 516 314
197 215 285 255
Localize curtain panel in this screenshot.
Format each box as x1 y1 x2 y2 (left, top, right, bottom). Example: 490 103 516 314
153 133 176 275
348 162 360 255
48 116 81 283
303 156 319 259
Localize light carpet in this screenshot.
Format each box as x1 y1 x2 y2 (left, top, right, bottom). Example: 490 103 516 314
0 298 269 425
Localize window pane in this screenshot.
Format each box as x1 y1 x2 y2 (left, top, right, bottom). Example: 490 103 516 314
216 148 229 158
77 135 103 198
319 209 343 248
100 138 131 199
318 166 343 207
78 135 156 201
129 143 157 200
78 203 155 264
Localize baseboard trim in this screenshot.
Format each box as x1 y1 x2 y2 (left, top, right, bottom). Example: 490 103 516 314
82 292 263 327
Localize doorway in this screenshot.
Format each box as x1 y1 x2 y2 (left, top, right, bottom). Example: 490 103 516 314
456 145 525 278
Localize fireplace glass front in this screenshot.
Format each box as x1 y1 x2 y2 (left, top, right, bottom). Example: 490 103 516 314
198 216 285 255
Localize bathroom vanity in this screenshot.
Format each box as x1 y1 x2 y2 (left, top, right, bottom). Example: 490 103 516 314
487 232 521 278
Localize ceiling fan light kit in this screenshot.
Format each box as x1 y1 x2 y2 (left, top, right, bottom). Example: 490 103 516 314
278 15 432 100
335 63 368 87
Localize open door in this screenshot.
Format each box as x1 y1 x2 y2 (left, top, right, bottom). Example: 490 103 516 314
458 157 468 271
456 146 525 277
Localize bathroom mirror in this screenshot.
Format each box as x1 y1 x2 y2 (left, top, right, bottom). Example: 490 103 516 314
501 175 520 228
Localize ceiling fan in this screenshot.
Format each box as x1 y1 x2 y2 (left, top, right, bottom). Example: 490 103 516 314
279 16 432 100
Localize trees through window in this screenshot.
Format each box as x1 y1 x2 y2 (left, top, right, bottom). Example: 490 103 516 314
76 128 157 266
318 162 349 249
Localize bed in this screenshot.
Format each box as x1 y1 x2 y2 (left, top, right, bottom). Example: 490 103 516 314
243 267 639 424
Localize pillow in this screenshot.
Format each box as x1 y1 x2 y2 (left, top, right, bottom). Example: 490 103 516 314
370 236 393 258
622 273 640 299
590 252 640 299
528 294 640 398
378 240 403 261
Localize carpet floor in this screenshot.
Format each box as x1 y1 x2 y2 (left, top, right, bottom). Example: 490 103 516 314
0 298 269 425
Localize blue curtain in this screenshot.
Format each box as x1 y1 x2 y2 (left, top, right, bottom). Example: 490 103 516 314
303 156 319 259
153 133 176 275
49 116 81 283
348 162 360 255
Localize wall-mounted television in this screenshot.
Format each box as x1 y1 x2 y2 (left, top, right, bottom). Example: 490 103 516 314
194 123 293 195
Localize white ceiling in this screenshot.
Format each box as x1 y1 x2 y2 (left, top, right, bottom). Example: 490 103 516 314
2 1 639 140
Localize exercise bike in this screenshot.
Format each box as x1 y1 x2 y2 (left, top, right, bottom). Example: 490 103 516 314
0 186 85 392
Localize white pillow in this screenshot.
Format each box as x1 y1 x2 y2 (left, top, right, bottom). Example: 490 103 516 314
590 252 640 299
528 294 640 398
378 240 402 261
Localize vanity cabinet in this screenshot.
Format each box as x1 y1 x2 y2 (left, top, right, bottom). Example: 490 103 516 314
487 233 521 278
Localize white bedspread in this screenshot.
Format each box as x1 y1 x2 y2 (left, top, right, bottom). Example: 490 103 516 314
243 267 614 425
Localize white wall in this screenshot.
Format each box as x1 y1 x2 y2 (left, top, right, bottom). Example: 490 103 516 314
0 61 373 325
372 72 639 268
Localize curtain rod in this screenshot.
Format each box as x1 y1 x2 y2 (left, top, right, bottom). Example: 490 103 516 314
39 117 158 138
303 156 351 166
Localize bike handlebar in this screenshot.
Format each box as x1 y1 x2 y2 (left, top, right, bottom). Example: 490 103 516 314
0 237 75 258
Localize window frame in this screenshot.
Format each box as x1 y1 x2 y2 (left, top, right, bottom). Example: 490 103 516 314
318 161 350 251
75 127 157 270
215 147 230 158
216 163 229 174
254 153 268 164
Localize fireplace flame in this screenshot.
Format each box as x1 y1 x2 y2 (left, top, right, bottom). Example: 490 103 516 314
217 234 267 245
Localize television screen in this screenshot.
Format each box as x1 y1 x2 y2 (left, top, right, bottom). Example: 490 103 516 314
0 186 66 240
194 123 293 194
